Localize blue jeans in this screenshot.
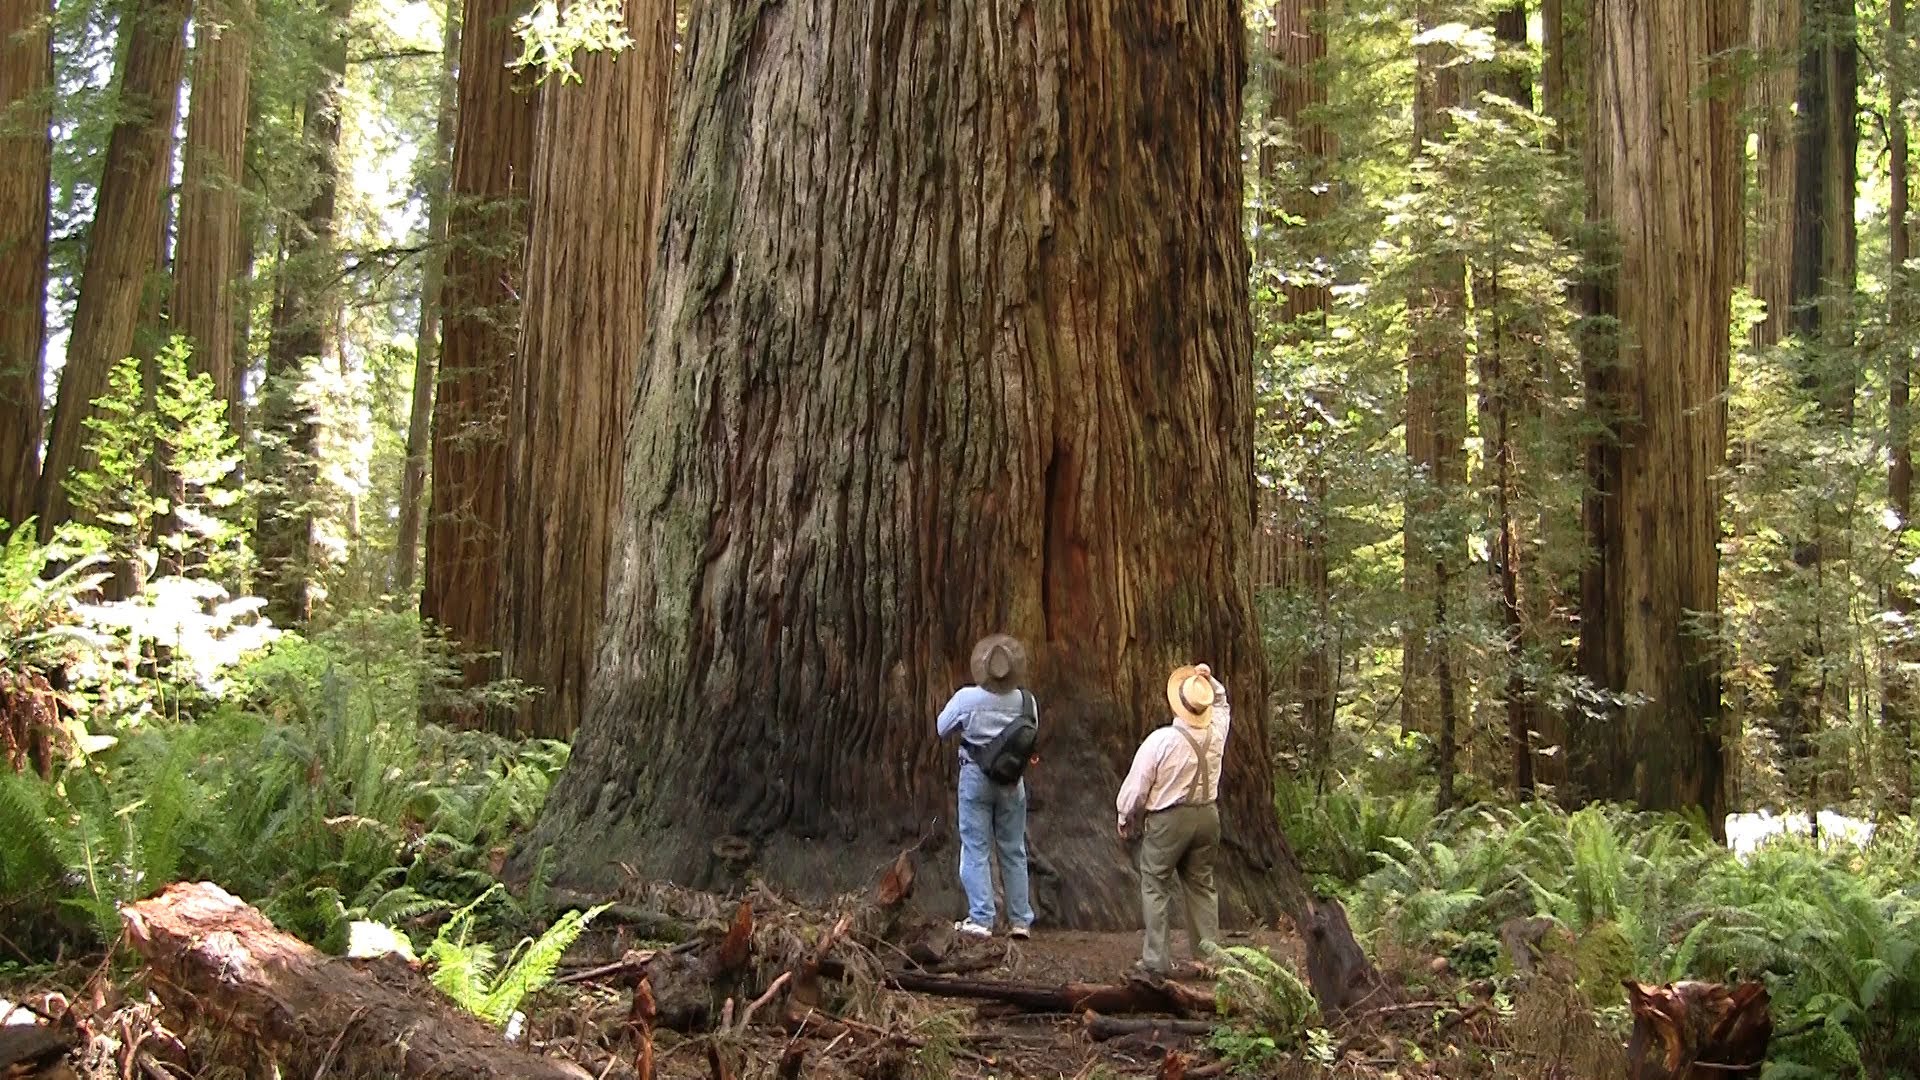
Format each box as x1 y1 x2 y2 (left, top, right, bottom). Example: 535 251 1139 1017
957 762 1035 929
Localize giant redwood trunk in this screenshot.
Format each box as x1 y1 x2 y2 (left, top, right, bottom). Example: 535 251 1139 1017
1576 0 1745 833
174 0 252 405
256 0 350 625
0 0 51 528
495 0 674 738
37 0 191 533
423 0 538 675
526 0 1305 931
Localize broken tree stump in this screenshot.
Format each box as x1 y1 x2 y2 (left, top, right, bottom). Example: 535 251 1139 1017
1625 981 1771 1080
887 972 1217 1018
122 882 591 1080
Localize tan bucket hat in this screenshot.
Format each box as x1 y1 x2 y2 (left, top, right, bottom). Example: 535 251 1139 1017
1166 665 1215 726
970 634 1028 694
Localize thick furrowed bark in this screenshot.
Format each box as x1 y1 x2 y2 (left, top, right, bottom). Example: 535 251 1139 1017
526 0 1303 933
1575 1 1744 832
423 0 538 684
174 0 252 404
496 0 673 737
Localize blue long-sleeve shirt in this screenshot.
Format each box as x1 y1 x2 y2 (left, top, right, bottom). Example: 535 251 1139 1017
936 685 1036 767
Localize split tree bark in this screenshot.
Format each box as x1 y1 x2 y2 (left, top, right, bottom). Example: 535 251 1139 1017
122 882 592 1080
1575 0 1747 832
495 0 674 737
0 0 51 528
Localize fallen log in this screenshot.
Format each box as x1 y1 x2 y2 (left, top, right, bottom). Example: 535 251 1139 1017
121 882 591 1080
887 972 1216 1017
1083 1014 1215 1043
1625 981 1771 1080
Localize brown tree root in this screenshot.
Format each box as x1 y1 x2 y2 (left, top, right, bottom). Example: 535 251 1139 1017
1625 981 1771 1080
886 972 1217 1017
121 882 591 1080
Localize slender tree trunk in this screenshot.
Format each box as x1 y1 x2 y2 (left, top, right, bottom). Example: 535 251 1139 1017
525 0 1338 942
1475 4 1538 796
494 0 673 737
1888 0 1914 812
423 0 539 682
174 0 251 404
1576 0 1746 835
1751 0 1801 350
1541 0 1582 154
256 0 350 625
36 0 192 534
393 6 460 602
1405 2 1468 806
0 0 52 529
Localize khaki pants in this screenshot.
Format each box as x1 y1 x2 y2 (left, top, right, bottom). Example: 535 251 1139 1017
1136 803 1221 974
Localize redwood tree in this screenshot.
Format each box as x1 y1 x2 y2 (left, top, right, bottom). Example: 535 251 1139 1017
256 0 351 624
1889 0 1914 810
1576 0 1746 831
1403 2 1468 805
37 0 192 533
423 0 538 670
174 0 253 404
527 0 1315 933
0 0 51 527
494 0 674 737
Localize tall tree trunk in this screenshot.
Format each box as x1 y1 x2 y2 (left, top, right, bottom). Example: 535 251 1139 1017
524 0 1343 944
255 0 350 625
1477 4 1539 796
393 6 460 602
0 0 52 529
1405 3 1468 807
1751 0 1801 350
1263 0 1335 768
1541 0 1582 154
1576 0 1746 835
36 0 192 535
174 0 251 404
1888 0 1914 812
1774 0 1856 809
423 0 538 681
494 0 673 737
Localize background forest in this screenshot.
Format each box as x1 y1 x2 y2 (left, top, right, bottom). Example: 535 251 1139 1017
4 0 1920 1076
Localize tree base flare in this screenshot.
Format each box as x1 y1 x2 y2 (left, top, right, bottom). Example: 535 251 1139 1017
120 882 591 1080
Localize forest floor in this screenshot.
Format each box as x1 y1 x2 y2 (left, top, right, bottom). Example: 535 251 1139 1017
0 873 1594 1080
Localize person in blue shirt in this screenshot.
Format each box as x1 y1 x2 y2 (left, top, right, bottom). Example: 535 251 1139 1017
935 634 1037 939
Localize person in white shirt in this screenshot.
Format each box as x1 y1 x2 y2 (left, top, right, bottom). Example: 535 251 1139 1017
1116 663 1229 978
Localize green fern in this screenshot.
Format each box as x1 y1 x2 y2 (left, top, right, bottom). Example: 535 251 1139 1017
426 885 604 1026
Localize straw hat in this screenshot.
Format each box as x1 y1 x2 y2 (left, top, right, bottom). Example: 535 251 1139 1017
970 635 1028 694
1166 665 1216 726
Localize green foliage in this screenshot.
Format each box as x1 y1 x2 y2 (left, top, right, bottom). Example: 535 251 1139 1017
0 520 113 674
510 0 632 83
1340 801 1920 1078
425 885 604 1026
